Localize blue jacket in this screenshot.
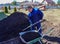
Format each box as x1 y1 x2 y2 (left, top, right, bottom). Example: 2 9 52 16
28 8 44 23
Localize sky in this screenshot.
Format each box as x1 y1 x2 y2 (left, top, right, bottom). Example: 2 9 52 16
0 0 58 4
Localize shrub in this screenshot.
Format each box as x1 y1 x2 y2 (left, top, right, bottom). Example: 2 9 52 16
8 5 11 10
14 7 17 12
4 6 8 13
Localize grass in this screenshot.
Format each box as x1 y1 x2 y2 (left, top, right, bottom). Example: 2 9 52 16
43 9 60 25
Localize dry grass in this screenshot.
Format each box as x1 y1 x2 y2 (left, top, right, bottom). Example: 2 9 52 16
41 9 60 44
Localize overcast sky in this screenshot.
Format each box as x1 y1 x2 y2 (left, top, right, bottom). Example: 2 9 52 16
0 0 58 4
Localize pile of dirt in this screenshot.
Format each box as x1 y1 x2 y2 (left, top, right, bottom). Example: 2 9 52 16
41 19 60 44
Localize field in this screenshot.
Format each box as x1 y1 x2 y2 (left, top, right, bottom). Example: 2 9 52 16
0 9 60 44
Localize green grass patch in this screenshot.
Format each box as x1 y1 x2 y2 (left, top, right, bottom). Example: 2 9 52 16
0 12 8 20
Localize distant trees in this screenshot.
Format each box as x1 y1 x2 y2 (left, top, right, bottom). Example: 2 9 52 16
11 1 16 5
4 6 8 13
41 0 56 6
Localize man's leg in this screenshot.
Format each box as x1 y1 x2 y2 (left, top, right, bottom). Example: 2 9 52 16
37 23 42 34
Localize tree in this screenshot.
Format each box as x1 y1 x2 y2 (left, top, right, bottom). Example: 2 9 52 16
14 7 17 12
57 0 60 5
12 1 16 5
4 6 8 13
2 6 5 10
8 5 11 10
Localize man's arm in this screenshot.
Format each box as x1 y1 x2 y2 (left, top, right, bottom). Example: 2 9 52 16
28 13 32 24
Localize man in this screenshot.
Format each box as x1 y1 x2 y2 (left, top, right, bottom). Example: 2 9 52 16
27 6 44 34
